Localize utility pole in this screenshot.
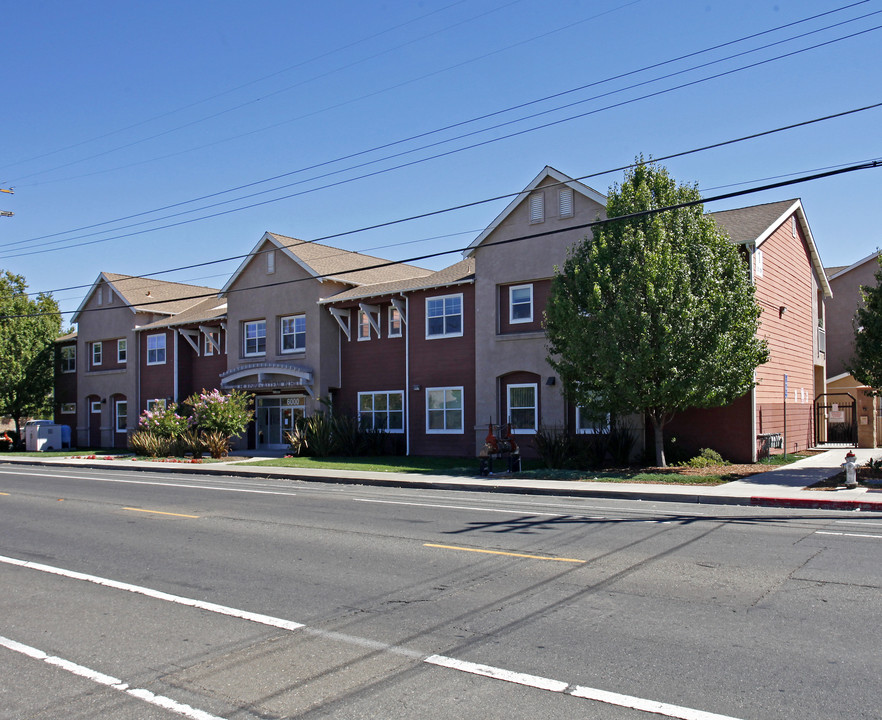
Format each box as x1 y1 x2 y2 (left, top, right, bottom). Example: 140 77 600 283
1 186 14 217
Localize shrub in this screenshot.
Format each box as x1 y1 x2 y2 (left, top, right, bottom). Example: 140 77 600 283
130 431 176 457
138 403 189 438
201 430 231 459
333 414 366 457
286 413 337 457
185 389 253 438
679 447 729 468
607 420 637 466
176 429 206 459
535 425 573 469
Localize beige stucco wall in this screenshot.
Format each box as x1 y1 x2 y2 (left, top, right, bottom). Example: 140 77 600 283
224 238 349 415
470 176 612 455
826 256 879 378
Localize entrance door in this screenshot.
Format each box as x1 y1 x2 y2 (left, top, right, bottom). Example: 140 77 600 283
89 398 102 448
256 396 305 450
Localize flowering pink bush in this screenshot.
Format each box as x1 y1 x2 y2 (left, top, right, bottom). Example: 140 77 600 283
138 403 189 438
185 389 253 438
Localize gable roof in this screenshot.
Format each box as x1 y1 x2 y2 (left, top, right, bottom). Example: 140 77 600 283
221 231 432 294
71 272 219 323
825 250 880 282
709 198 831 298
319 258 475 304
464 166 606 256
137 297 227 330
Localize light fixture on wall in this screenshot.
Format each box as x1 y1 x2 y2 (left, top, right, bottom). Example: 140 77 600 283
546 377 556 386
778 306 787 318
412 384 421 391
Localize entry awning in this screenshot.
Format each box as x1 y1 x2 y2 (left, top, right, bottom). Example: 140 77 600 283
220 362 314 396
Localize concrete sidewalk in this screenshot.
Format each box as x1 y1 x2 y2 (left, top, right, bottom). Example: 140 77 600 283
2 447 882 512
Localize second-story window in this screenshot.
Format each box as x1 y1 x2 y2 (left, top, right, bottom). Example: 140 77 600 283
147 334 166 365
205 330 220 356
509 285 533 324
529 192 544 223
117 338 127 364
281 314 306 353
388 306 402 337
92 342 103 367
426 294 463 339
357 310 371 341
244 320 266 356
61 346 76 373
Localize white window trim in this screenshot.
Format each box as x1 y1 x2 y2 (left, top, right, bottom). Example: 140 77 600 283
755 248 764 278
357 310 372 341
146 398 167 412
507 382 538 434
509 284 534 324
117 338 127 364
266 249 275 274
243 320 266 357
146 334 167 366
61 346 76 373
90 401 101 413
559 187 574 218
576 407 610 434
529 191 544 223
92 342 102 367
280 314 306 354
425 293 464 339
426 386 464 435
388 306 402 338
115 400 127 433
357 390 405 433
61 402 76 414
205 331 218 356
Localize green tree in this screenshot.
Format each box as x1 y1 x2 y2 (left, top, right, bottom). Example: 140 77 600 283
545 160 768 466
848 255 882 391
0 271 62 437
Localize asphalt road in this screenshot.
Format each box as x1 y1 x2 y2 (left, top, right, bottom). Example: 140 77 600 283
1 463 881 719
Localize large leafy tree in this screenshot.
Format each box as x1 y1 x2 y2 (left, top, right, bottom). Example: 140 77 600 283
848 256 882 392
0 271 62 437
545 161 768 466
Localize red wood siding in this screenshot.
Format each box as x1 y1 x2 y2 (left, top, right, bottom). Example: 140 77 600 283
663 394 753 463
139 329 175 411
753 216 817 454
498 279 551 334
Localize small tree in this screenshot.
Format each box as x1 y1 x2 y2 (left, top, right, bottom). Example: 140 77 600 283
137 403 190 437
185 389 253 457
0 271 62 437
545 160 768 466
848 255 882 392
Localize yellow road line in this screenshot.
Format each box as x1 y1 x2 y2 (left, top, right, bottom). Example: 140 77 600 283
123 507 199 519
0 492 9 496
424 543 584 563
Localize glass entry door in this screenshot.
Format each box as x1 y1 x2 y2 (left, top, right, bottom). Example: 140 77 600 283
256 396 304 449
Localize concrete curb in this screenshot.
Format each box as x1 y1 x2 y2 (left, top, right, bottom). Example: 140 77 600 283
5 456 882 512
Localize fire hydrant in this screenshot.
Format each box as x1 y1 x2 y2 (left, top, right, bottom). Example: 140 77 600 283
842 450 858 489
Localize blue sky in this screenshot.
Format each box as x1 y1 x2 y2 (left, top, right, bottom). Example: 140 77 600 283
2 0 881 319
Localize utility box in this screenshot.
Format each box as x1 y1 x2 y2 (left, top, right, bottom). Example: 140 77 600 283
25 420 62 452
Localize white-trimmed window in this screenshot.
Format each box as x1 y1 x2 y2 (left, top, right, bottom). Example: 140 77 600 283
244 320 266 356
388 306 402 337
281 314 306 353
754 249 764 278
115 400 127 433
61 402 76 415
559 187 574 218
358 391 404 432
508 383 537 434
92 342 103 367
205 330 220 356
117 338 127 364
147 334 166 365
96 287 103 305
426 294 463 338
266 249 275 274
146 398 167 412
61 346 76 373
529 192 544 223
576 407 610 434
357 310 371 341
509 284 533 324
426 387 463 434
90 401 101 414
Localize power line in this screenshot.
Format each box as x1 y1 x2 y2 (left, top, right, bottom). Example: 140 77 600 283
9 158 879 320
5 1 873 251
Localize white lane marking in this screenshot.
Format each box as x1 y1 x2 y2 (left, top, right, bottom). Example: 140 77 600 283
3 554 740 719
0 636 226 720
354 497 605 519
425 655 742 720
815 531 882 539
0 555 304 632
834 520 882 526
0 469 298 498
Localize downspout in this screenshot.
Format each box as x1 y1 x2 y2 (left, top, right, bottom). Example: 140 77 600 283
173 331 179 404
405 295 410 456
749 243 758 463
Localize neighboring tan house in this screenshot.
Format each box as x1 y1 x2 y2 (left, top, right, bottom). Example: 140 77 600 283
219 231 432 451
666 199 831 461
69 273 219 448
823 251 882 448
54 332 78 430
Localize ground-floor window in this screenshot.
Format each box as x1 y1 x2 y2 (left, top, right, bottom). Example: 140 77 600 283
576 406 610 434
115 400 128 433
426 387 463 433
60 402 76 415
358 391 404 432
507 383 537 433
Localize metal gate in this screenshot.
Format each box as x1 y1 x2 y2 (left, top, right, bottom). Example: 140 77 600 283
814 392 857 447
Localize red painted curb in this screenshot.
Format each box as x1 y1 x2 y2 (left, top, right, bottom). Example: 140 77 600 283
751 496 882 511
